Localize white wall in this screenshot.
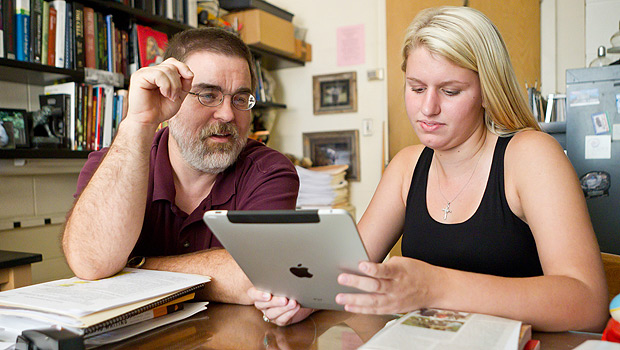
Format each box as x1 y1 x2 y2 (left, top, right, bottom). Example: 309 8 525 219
265 0 388 221
540 0 620 97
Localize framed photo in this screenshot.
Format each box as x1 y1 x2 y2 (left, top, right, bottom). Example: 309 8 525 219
313 72 357 115
0 109 29 148
303 130 360 181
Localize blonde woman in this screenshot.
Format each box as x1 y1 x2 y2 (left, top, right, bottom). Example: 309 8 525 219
249 6 608 332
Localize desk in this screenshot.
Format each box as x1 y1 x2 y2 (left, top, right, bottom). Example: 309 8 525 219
97 303 602 350
0 250 42 291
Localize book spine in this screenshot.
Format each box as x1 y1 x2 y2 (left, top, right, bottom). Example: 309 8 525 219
83 6 94 69
27 0 40 63
51 0 64 68
105 14 112 72
128 22 138 74
76 82 83 150
72 1 83 68
0 0 3 58
15 0 29 61
63 0 71 68
96 11 106 70
120 29 128 77
40 0 48 64
85 83 92 150
3 0 16 59
100 84 113 147
46 4 55 65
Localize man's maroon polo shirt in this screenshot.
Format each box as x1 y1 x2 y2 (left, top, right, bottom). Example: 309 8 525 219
74 128 299 256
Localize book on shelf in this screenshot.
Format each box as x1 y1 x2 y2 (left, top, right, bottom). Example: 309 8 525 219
96 11 107 71
83 6 95 69
135 24 168 68
28 0 42 63
50 0 65 68
105 14 114 72
64 0 73 68
47 4 56 65
359 308 531 350
38 93 69 146
73 1 84 69
2 0 16 59
43 82 77 150
0 268 210 346
40 0 48 64
15 0 29 62
0 0 3 58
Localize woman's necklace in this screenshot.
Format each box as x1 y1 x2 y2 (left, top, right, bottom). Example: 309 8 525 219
435 145 485 221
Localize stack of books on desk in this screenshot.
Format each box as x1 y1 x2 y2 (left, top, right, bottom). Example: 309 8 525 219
295 164 355 217
0 268 210 347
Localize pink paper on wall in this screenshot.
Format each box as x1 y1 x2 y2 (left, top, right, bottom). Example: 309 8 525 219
337 24 365 66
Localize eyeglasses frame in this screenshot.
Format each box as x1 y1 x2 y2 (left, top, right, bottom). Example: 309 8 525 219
187 90 256 111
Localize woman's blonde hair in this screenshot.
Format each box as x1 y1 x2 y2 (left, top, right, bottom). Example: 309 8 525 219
401 6 540 135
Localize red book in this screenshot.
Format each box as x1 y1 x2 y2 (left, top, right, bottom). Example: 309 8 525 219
136 24 168 68
47 6 57 65
83 6 96 69
522 339 540 350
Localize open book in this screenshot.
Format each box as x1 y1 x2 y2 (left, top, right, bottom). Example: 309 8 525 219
360 308 530 350
0 268 210 337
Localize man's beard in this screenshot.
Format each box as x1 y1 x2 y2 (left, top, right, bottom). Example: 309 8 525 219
169 119 248 174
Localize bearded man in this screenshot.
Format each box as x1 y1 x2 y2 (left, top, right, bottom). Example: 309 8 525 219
62 28 299 304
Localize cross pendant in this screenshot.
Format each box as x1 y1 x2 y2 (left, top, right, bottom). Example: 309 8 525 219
442 202 452 220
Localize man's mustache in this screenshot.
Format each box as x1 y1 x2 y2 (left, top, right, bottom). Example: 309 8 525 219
199 123 239 140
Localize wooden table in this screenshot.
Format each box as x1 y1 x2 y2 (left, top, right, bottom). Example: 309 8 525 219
98 303 603 349
0 250 42 291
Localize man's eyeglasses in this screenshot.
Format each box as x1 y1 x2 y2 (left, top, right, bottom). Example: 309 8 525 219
188 89 256 111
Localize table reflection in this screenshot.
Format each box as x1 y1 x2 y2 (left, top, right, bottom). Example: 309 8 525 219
97 303 397 350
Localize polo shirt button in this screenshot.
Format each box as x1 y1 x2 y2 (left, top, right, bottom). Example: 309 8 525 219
183 241 190 248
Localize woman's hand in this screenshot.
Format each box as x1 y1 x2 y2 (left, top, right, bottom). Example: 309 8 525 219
336 256 438 314
126 58 194 127
247 287 315 326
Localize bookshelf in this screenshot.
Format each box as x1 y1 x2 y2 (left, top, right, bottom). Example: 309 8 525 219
0 2 304 160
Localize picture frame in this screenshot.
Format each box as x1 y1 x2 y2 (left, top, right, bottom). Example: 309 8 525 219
303 130 360 181
312 72 357 115
0 108 29 148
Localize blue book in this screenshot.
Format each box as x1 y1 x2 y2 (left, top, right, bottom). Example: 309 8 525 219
105 14 113 72
15 0 29 61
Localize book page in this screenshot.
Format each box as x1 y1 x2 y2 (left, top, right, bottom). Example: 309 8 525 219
0 268 210 319
360 308 521 350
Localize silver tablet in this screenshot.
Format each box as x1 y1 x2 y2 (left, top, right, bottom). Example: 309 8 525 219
202 209 370 310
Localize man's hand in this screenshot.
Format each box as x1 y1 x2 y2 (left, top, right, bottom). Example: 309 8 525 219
126 58 194 126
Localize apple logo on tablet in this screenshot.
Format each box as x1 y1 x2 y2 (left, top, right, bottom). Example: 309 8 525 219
290 264 313 278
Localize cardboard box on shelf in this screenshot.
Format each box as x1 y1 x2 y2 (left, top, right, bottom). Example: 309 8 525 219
292 39 312 62
223 9 295 56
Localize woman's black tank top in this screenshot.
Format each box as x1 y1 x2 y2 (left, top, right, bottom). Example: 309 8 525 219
401 136 543 277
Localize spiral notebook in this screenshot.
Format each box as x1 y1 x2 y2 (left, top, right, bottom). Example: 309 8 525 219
0 268 210 336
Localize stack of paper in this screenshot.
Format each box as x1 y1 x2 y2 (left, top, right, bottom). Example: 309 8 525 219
295 164 354 216
0 268 210 347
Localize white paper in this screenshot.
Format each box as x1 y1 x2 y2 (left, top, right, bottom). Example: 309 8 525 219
585 135 612 159
360 309 521 350
573 340 620 350
613 124 620 141
0 302 208 349
0 268 210 318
